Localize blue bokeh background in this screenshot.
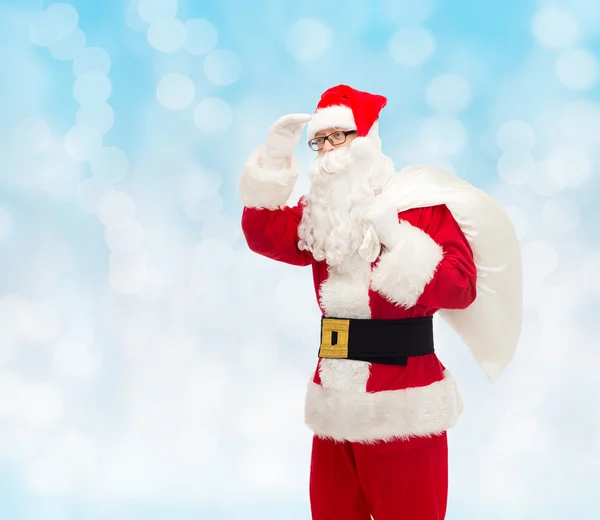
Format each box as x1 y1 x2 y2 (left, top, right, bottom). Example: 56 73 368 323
1 0 600 519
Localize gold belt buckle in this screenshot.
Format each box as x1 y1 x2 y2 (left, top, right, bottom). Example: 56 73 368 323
319 318 350 359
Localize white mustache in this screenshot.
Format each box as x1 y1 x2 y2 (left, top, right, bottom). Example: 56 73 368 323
310 146 354 178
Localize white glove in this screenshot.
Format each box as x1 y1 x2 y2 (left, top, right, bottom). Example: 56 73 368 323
262 113 312 169
364 194 400 248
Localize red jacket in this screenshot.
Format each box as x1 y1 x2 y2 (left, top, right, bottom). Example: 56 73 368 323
241 200 477 442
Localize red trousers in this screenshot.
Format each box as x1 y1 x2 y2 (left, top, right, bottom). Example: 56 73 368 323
309 432 448 520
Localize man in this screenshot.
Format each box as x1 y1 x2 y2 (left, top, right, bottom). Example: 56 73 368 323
238 85 522 520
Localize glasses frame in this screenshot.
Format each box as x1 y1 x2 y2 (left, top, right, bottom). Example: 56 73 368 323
308 130 357 151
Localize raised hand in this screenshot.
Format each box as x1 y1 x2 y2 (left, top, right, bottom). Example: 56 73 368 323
263 113 312 169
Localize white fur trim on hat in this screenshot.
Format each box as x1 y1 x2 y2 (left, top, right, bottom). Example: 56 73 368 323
307 105 356 140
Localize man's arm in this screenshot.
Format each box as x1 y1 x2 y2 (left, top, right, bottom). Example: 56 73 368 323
238 113 314 267
239 140 312 267
369 202 477 310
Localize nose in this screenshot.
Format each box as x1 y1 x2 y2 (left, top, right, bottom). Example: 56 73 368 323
322 139 334 153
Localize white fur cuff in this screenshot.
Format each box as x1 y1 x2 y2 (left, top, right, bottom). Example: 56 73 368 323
370 221 444 308
304 370 462 443
238 145 299 210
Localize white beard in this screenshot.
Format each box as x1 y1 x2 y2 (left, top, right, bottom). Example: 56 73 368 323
297 136 396 270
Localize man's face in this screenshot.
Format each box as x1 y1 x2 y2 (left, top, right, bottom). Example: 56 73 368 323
311 127 358 155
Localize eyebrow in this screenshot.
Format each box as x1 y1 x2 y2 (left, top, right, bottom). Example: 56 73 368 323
314 128 342 138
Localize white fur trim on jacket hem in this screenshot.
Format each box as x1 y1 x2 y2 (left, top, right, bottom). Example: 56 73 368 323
370 221 444 309
304 370 462 443
307 105 356 139
238 145 299 210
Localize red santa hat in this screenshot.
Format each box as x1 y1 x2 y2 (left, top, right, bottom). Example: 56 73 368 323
306 85 388 141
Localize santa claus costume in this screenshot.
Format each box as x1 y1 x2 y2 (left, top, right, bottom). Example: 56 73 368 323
238 85 522 520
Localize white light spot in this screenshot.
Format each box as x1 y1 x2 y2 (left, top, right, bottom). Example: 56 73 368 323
54 340 100 380
581 251 600 292
555 100 600 148
58 311 95 349
522 240 559 279
73 47 112 76
26 430 98 495
554 48 599 91
17 382 64 427
137 0 178 24
568 0 600 33
147 18 186 53
0 334 16 367
204 49 242 86
157 73 196 110
124 1 147 32
194 98 232 133
14 116 52 154
77 178 111 213
184 18 218 55
26 239 76 292
389 28 436 67
546 144 593 187
153 51 193 75
285 18 332 62
420 117 468 155
90 147 129 183
181 168 222 202
33 150 84 202
0 208 13 242
28 3 79 47
425 74 471 114
0 373 26 417
109 252 148 294
64 126 103 162
104 220 144 253
76 102 114 135
502 206 531 240
184 194 223 223
96 190 137 227
201 214 241 244
496 121 536 153
497 152 536 186
49 28 86 61
73 72 112 105
381 0 436 23
532 6 580 50
0 296 28 341
18 298 65 343
542 197 581 234
528 160 567 197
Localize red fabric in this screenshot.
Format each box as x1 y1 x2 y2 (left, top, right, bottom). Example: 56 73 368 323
310 433 449 520
315 85 388 137
241 202 477 395
241 205 312 267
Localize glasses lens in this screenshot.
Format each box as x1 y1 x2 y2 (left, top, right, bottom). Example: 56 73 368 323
330 131 346 145
309 138 323 151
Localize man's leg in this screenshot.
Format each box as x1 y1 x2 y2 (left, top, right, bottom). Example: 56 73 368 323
309 435 372 520
354 432 449 520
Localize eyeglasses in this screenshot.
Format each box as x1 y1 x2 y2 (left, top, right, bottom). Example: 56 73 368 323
308 130 357 151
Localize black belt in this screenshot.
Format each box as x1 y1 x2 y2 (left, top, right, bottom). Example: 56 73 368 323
318 316 434 366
